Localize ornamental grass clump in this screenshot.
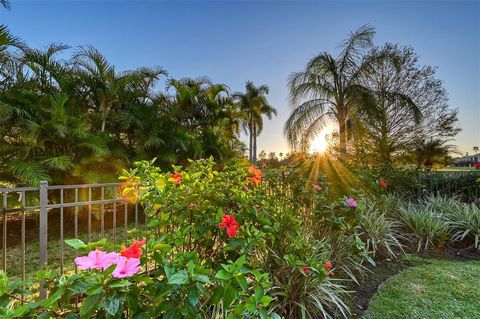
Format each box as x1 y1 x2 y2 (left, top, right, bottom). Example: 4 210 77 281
359 204 404 258
397 204 448 252
445 202 480 249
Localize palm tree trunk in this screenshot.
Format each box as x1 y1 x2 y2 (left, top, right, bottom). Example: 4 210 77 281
248 121 253 162
253 122 257 165
101 102 107 133
338 116 347 159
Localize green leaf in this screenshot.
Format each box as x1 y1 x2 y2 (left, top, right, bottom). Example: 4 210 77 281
42 288 64 308
210 286 224 304
86 283 103 296
233 255 246 270
64 239 87 250
109 280 132 289
188 287 200 306
214 270 232 281
238 276 248 292
167 270 189 285
147 219 161 228
254 286 264 304
105 296 121 316
223 285 238 308
80 294 101 318
195 274 210 284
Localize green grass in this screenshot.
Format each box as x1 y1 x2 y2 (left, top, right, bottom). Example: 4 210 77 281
364 258 480 319
437 167 477 172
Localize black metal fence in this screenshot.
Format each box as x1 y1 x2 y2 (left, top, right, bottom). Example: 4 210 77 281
416 171 480 202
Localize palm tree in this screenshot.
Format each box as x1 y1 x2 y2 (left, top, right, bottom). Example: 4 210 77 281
414 139 458 170
284 25 375 158
0 0 9 9
73 45 166 132
234 81 276 164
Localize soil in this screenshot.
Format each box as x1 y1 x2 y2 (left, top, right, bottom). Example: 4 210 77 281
348 245 480 318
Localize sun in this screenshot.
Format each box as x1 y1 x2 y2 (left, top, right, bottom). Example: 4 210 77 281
309 131 328 154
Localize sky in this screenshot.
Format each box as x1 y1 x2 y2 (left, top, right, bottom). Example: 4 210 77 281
1 0 479 156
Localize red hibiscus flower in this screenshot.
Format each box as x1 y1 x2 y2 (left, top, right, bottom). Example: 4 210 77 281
247 166 262 186
300 266 309 273
378 179 388 190
121 238 147 259
219 213 239 238
170 172 182 185
475 163 480 169
325 261 332 271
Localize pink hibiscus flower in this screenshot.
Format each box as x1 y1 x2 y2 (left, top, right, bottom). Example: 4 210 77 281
112 256 141 278
75 249 118 270
346 197 357 208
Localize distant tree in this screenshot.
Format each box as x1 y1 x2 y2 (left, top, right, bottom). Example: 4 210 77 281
285 25 375 158
258 150 267 161
473 146 479 153
414 139 458 169
235 82 276 164
355 44 460 164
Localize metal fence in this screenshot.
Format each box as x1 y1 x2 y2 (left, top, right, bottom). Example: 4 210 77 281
416 171 480 202
0 181 144 297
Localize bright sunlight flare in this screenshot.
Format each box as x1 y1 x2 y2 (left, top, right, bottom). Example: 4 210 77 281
309 131 328 154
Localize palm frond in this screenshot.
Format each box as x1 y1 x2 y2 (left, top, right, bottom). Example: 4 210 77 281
9 161 51 186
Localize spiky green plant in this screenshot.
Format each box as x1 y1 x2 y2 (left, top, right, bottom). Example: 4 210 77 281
398 205 448 252
445 203 480 249
359 205 404 258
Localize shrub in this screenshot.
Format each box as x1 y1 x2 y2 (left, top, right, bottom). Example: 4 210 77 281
4 158 350 318
445 203 480 249
359 204 404 258
419 195 461 215
397 204 448 252
270 264 350 319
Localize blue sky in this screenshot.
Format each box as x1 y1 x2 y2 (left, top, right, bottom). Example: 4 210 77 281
1 0 479 155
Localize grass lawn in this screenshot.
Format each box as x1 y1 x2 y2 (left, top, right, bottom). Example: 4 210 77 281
437 167 477 172
364 257 480 319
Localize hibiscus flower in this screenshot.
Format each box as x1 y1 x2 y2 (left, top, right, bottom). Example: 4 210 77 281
219 213 239 238
121 238 147 259
112 256 141 278
378 179 388 190
346 197 357 208
247 166 262 186
325 261 333 271
170 172 182 185
75 249 118 270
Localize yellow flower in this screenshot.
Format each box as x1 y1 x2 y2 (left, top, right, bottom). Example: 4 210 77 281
155 178 166 190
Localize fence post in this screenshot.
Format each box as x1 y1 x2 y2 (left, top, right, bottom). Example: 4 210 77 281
39 181 48 299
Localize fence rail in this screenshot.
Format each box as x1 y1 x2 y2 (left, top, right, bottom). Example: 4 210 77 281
0 181 144 298
416 171 480 202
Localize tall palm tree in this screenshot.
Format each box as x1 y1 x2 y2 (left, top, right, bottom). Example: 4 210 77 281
234 81 276 164
284 25 375 158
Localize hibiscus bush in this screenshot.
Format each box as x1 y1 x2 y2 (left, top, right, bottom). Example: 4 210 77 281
3 157 386 319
